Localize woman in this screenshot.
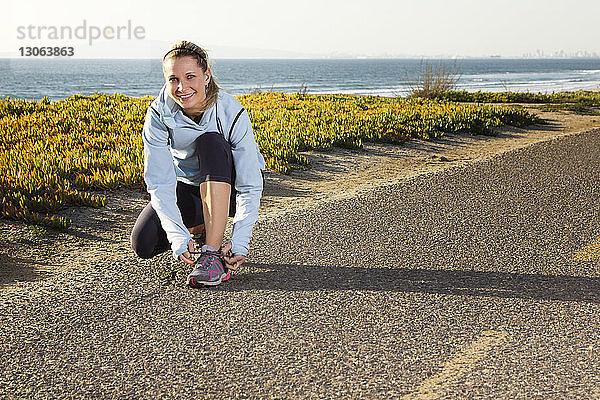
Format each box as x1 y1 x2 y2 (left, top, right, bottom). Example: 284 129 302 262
131 40 265 287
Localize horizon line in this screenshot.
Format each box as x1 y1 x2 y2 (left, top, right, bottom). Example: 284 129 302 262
3 56 600 61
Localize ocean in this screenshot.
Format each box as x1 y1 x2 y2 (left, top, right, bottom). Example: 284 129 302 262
1 58 600 101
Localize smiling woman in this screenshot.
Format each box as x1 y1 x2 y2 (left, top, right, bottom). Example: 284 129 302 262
130 40 266 288
162 43 220 118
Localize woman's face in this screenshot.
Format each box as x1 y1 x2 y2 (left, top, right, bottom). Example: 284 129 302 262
163 55 211 116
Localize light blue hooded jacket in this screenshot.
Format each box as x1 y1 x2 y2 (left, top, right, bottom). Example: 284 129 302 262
142 84 265 259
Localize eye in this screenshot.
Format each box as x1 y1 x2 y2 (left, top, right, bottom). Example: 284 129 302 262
169 77 178 83
186 74 195 80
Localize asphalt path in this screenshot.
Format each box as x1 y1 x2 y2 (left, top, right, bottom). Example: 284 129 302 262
2 129 600 399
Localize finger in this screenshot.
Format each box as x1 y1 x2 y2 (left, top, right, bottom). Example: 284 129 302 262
179 252 196 266
225 257 238 266
227 263 238 271
235 257 246 270
187 239 197 253
226 256 243 270
225 255 239 263
221 242 232 254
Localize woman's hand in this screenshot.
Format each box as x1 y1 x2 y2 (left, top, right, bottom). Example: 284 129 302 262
220 242 246 270
178 239 196 265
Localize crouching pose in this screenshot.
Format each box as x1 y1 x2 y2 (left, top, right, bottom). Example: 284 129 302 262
131 40 265 287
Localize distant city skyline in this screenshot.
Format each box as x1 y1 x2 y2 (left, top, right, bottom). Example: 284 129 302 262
3 0 600 59
521 49 600 59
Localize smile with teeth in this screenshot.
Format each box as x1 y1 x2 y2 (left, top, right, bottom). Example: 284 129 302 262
178 92 195 100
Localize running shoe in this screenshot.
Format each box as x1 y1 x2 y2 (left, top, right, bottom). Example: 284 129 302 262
187 248 230 287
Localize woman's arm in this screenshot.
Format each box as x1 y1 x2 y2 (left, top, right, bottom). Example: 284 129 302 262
229 110 264 257
142 105 192 259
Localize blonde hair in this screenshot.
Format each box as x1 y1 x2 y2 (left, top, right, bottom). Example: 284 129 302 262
162 40 220 112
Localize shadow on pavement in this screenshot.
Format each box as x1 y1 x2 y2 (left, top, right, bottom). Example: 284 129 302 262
0 253 51 287
225 263 600 303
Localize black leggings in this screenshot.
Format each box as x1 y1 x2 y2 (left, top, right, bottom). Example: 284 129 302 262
131 132 236 259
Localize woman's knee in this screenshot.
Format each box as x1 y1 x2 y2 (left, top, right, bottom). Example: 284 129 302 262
130 203 168 259
130 230 154 259
132 245 153 260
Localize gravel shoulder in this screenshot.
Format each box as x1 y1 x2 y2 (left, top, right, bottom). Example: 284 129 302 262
0 106 598 289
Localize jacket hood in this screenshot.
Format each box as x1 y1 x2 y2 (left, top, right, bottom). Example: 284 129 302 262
154 83 179 130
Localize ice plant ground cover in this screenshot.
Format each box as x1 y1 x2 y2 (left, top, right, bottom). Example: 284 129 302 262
439 90 600 115
0 92 541 228
439 90 600 104
241 92 540 173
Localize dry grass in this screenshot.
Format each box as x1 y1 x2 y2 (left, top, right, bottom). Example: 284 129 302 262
409 60 461 99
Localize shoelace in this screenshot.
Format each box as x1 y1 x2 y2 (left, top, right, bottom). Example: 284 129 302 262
189 250 233 258
189 249 232 269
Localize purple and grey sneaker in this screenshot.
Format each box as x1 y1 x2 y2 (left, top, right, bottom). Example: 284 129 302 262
187 246 230 287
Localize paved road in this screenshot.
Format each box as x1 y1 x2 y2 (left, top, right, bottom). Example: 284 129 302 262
2 130 600 399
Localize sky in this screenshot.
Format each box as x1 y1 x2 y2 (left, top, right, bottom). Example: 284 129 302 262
3 0 600 59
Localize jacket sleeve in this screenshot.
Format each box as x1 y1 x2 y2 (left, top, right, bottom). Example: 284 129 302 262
229 110 264 256
142 105 191 259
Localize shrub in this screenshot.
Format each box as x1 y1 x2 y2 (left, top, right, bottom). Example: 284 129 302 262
408 60 461 99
